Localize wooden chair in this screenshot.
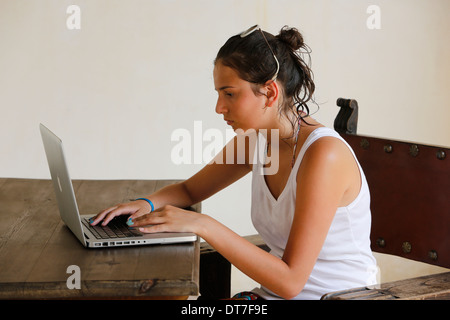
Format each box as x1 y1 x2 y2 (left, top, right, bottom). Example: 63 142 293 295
199 98 450 300
322 98 450 299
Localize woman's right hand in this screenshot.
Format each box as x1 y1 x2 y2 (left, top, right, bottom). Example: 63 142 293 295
89 199 153 226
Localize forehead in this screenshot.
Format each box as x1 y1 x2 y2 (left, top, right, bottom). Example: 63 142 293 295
213 61 244 90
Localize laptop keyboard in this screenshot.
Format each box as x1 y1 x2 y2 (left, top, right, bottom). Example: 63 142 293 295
82 215 143 239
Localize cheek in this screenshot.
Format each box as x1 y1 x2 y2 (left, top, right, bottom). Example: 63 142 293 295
238 92 265 112
234 106 264 131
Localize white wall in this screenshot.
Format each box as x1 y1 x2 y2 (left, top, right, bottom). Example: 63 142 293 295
1 0 449 294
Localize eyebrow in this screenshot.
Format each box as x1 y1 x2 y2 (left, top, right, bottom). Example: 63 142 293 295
215 85 235 91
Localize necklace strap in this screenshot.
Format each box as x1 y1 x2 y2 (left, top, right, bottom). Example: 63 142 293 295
263 118 302 171
291 118 302 168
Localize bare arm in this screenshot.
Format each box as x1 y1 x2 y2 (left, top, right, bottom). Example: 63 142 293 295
91 134 252 226
133 137 355 299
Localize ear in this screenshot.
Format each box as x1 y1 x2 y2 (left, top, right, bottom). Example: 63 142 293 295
263 80 279 108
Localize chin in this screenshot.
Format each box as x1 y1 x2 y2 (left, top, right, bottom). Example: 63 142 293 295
233 125 258 136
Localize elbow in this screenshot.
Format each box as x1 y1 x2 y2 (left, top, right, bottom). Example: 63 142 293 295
261 267 309 300
274 280 306 300
280 287 303 300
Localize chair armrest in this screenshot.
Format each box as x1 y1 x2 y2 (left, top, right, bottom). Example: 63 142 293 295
199 234 269 299
321 271 450 300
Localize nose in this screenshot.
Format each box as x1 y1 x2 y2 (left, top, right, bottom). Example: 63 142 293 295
215 96 227 115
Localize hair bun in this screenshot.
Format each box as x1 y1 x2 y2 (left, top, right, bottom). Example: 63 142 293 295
277 26 304 51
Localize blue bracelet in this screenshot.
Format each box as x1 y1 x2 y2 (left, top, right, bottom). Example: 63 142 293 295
135 198 154 212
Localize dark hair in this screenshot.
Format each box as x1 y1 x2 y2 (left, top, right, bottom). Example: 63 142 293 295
214 26 317 133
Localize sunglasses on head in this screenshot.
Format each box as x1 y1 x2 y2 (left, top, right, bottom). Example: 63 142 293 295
240 25 280 82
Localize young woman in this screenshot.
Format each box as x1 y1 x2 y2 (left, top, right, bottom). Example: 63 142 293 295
90 25 378 300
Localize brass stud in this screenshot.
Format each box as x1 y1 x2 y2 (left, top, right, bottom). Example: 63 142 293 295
409 145 419 157
428 250 438 261
360 138 370 150
384 144 393 153
376 237 385 248
402 241 412 253
436 150 446 160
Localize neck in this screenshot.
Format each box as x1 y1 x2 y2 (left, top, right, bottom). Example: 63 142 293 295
263 112 301 147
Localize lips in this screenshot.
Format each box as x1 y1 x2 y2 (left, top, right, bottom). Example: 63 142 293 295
225 119 234 125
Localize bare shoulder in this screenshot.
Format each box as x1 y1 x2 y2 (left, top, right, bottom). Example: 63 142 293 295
296 133 357 183
306 135 352 160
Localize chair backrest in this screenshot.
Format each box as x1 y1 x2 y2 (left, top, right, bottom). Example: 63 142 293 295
334 98 450 268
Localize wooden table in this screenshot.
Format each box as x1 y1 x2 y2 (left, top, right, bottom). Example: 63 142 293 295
0 178 200 299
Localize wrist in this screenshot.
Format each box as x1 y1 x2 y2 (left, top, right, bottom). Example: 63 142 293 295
195 213 214 239
134 198 154 212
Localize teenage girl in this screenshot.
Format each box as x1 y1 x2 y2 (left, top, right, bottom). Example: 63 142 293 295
90 25 378 300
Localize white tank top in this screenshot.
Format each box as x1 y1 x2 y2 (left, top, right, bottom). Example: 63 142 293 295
251 127 378 300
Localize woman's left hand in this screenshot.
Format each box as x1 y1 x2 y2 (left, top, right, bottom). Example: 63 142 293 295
127 205 204 234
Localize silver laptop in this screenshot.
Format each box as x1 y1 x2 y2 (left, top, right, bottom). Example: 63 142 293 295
39 123 197 248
